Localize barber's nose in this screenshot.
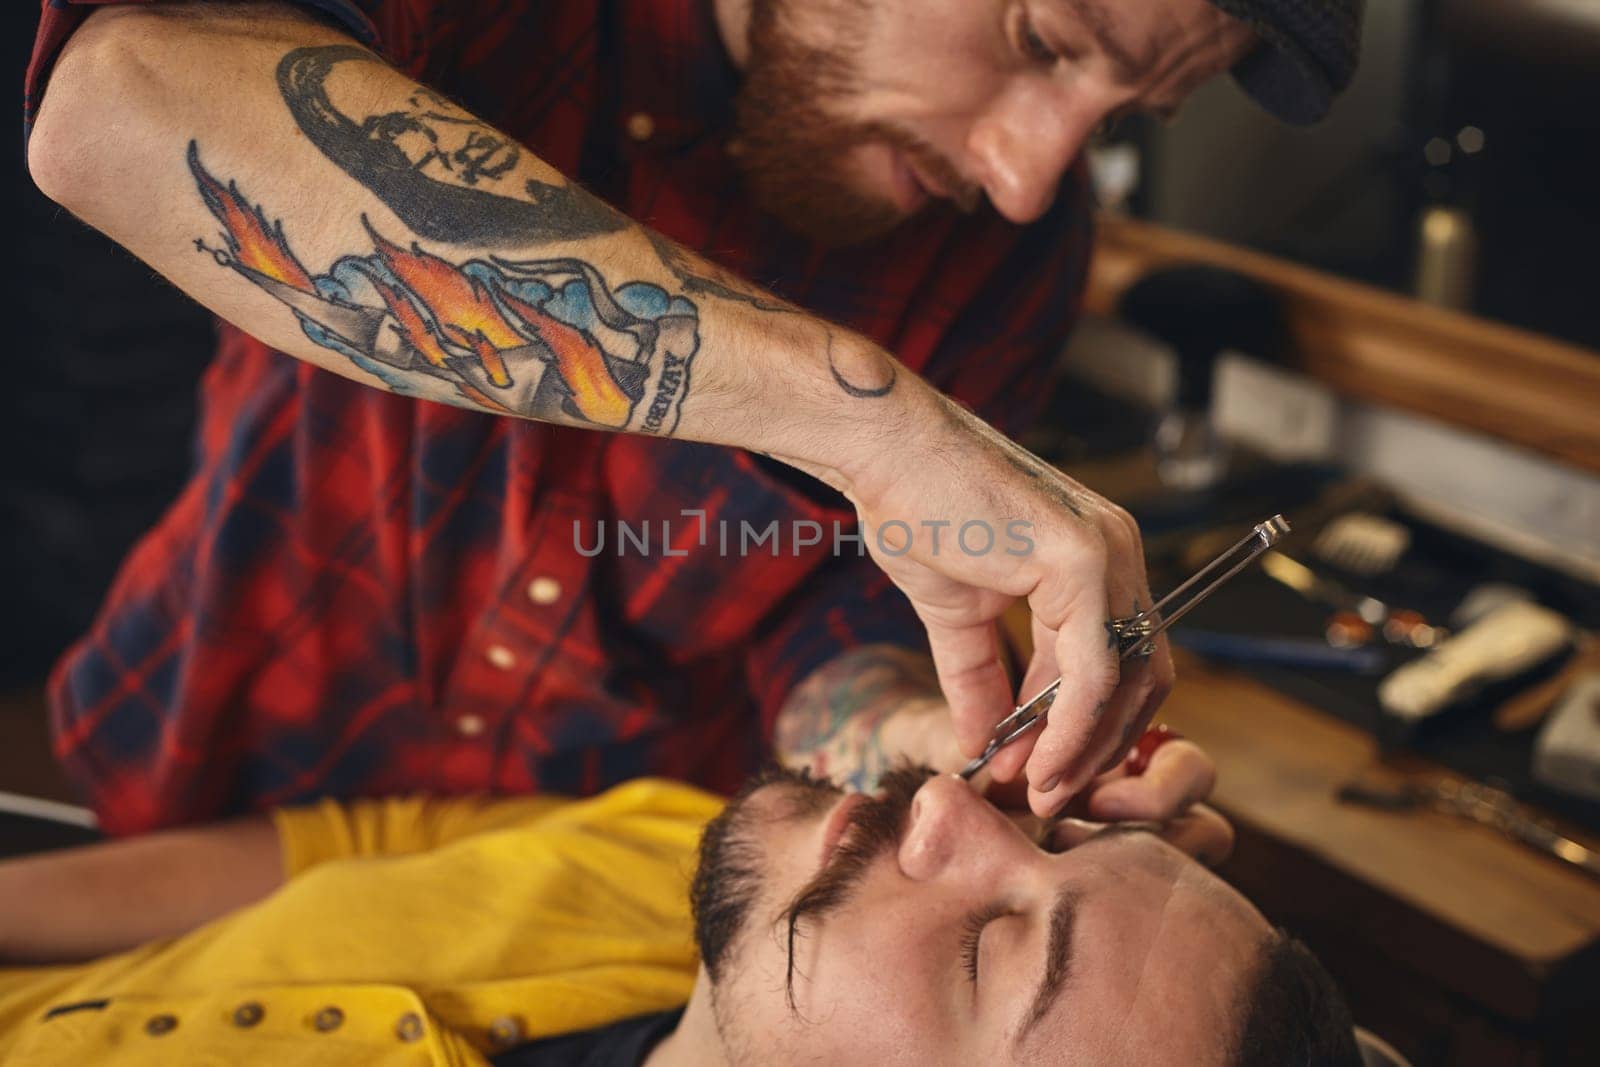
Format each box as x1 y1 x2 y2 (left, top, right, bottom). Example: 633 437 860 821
898 774 1014 882
968 88 1092 224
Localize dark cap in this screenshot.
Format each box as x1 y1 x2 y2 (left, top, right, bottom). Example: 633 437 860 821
1208 0 1365 124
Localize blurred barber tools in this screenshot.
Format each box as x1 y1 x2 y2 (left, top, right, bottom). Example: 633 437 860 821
1168 630 1387 674
1378 602 1572 728
1259 549 1445 652
1337 773 1600 882
1312 512 1412 577
1157 492 1600 829
1533 665 1600 803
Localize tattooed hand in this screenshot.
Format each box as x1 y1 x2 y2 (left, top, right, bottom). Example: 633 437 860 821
773 646 962 794
829 382 1177 820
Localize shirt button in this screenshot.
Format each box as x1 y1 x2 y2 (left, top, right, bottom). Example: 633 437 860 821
232 1001 265 1028
489 1015 525 1048
312 1006 345 1033
455 713 486 738
625 112 656 141
145 1013 178 1036
526 576 562 605
395 1012 426 1043
485 644 516 670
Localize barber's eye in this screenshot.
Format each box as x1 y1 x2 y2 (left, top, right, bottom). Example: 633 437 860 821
959 904 1010 983
1092 108 1136 144
1018 11 1058 66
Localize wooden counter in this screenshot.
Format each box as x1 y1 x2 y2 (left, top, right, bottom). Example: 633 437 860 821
1164 654 1600 980
1162 651 1600 1065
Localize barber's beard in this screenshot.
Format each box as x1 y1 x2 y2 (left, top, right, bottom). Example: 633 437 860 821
733 0 978 247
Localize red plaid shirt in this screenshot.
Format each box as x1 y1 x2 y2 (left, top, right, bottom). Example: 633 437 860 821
26 0 1092 833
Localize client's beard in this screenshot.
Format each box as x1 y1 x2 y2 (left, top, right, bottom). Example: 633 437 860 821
690 765 838 982
733 0 978 247
689 764 935 991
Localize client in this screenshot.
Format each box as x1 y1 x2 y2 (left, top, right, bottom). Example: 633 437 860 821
0 759 1357 1065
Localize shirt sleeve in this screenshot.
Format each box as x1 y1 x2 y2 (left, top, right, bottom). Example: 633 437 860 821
270 793 570 877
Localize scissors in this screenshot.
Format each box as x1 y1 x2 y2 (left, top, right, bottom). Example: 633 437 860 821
959 514 1291 780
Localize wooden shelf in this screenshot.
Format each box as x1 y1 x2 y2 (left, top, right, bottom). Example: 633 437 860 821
1084 216 1600 474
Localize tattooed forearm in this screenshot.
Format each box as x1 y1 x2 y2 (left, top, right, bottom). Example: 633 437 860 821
277 44 812 317
647 234 899 401
277 45 626 246
188 141 699 434
277 43 900 411
827 332 898 399
775 645 944 793
33 0 920 479
643 230 796 313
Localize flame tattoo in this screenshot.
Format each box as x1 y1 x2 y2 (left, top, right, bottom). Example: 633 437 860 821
189 142 315 293
360 267 460 372
362 219 522 387
494 286 634 426
186 141 699 433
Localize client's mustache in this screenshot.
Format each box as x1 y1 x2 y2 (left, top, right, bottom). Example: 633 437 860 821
779 764 936 1010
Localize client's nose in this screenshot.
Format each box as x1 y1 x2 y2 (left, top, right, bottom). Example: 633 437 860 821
897 774 1018 883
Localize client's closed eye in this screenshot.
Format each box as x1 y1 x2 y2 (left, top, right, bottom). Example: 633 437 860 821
959 903 1012 982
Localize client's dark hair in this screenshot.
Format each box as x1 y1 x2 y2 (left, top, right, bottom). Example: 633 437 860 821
1234 928 1362 1066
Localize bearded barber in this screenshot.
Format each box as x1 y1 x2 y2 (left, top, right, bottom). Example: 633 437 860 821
24 0 1360 831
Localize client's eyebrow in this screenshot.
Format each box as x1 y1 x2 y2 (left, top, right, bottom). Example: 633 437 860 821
1017 884 1080 1042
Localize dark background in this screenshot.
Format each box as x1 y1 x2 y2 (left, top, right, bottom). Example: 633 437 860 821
8 4 213 689
1123 0 1600 351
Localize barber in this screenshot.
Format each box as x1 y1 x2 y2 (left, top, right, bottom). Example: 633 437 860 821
24 0 1360 829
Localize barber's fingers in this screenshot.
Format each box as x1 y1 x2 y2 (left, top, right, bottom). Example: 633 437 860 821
970 613 1062 784
1079 739 1217 824
1023 507 1149 814
1161 805 1235 866
1057 645 1166 798
976 765 1033 811
1022 588 1118 815
1044 805 1234 868
1112 646 1175 770
1075 506 1173 777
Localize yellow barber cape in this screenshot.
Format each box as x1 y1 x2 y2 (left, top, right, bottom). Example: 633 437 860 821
0 779 719 1065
